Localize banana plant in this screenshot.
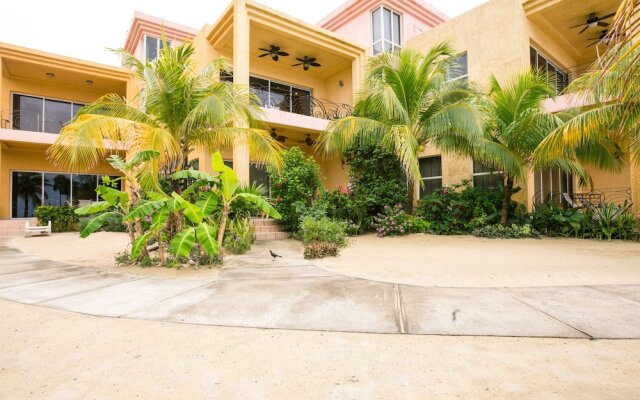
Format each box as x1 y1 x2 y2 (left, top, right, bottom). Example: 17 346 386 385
210 151 281 259
75 150 160 257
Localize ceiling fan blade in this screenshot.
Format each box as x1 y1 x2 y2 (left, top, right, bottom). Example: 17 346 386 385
292 62 303 66
598 21 609 27
258 53 270 57
599 12 616 20
310 62 321 67
570 22 586 29
307 57 317 63
296 57 305 62
258 48 271 52
271 46 281 52
277 51 289 56
578 25 589 34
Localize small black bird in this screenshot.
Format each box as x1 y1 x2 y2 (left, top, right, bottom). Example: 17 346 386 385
269 250 282 261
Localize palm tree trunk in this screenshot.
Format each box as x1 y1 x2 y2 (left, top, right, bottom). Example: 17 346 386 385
406 179 415 214
500 177 514 225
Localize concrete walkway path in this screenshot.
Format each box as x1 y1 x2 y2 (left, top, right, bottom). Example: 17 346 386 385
1 239 639 339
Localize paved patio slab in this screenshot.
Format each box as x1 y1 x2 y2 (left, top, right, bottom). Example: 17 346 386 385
508 286 640 339
40 276 207 317
0 259 69 274
0 266 94 289
400 286 586 338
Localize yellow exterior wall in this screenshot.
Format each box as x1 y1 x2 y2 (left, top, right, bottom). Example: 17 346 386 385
0 145 119 219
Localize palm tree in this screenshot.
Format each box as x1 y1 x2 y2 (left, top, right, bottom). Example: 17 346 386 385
47 40 283 188
535 1 639 171
469 71 602 225
315 44 485 211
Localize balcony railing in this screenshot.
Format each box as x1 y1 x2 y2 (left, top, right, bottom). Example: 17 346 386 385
250 83 353 120
0 110 66 134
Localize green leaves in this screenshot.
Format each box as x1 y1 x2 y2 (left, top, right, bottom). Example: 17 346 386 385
235 193 280 219
170 227 197 258
97 186 129 207
211 151 238 200
79 211 118 238
124 200 168 222
196 192 219 216
195 223 218 255
75 201 110 216
171 169 217 182
172 192 204 224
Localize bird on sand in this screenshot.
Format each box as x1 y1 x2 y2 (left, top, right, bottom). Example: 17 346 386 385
269 250 282 261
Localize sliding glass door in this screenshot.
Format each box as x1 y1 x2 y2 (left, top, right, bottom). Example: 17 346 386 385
12 94 84 134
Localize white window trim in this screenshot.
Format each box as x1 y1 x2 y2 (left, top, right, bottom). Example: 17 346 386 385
471 159 503 187
10 92 85 132
372 6 402 55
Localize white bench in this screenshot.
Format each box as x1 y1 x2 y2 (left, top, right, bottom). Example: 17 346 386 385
25 220 51 237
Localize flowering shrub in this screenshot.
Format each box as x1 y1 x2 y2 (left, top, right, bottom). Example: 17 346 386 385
374 204 413 237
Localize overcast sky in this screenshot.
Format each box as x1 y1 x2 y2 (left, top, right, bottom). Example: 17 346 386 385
0 0 487 66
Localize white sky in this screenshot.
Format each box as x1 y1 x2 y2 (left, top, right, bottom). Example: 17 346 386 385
0 0 487 66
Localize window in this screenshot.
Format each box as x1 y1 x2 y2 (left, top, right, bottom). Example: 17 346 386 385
530 47 569 94
145 36 170 62
419 156 442 198
372 6 401 55
472 159 503 189
12 94 84 134
534 168 573 205
222 160 270 194
11 171 120 218
447 52 468 83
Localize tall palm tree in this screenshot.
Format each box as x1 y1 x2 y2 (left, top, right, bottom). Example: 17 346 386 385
469 71 603 225
48 40 282 188
535 1 640 170
315 44 485 211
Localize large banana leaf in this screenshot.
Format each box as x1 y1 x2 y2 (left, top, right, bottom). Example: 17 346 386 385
79 211 118 238
172 193 204 224
171 169 217 182
211 151 238 200
170 227 197 258
235 193 281 219
97 185 129 206
124 199 169 221
195 222 219 255
131 231 153 259
196 192 219 216
128 150 160 167
75 201 110 216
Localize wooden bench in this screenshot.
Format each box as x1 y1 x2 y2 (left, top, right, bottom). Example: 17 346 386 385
25 220 51 237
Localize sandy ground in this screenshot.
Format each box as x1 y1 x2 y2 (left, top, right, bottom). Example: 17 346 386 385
315 234 640 287
10 232 220 280
0 299 639 399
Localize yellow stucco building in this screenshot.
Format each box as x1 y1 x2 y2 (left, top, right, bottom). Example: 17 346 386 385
0 0 637 233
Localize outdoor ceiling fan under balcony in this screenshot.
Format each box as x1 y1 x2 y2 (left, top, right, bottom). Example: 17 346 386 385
571 12 615 34
293 56 321 71
259 45 289 61
296 134 315 147
270 128 287 143
586 30 609 47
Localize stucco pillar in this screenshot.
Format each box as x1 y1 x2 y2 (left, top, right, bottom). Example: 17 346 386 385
631 164 640 216
351 55 362 99
232 0 251 185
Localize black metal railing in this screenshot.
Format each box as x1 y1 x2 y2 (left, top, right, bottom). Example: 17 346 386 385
534 187 632 208
250 83 353 120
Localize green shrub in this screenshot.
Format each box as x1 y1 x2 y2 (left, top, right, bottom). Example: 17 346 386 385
410 217 432 233
34 206 79 232
229 183 267 219
589 203 639 241
373 204 412 237
304 241 340 259
223 218 255 255
78 213 127 233
531 204 589 238
472 224 539 239
300 217 348 247
415 181 521 234
344 142 407 228
268 147 322 232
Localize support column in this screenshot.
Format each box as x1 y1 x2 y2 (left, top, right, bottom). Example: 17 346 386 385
232 0 251 185
631 164 640 216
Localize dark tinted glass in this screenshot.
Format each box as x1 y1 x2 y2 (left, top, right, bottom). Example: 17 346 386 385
145 36 158 62
44 99 71 134
419 156 442 178
249 77 270 106
250 164 270 192
43 173 71 207
420 178 442 198
291 88 311 116
11 171 42 218
13 94 43 132
270 82 290 112
72 175 97 205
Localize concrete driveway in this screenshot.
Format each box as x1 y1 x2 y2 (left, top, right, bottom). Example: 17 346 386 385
0 239 639 339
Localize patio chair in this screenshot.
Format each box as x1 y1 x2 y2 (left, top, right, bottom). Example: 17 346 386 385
25 220 51 237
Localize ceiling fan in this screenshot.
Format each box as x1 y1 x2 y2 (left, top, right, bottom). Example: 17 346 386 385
296 134 315 147
586 30 609 48
270 128 287 143
571 12 615 34
258 45 289 61
293 56 321 71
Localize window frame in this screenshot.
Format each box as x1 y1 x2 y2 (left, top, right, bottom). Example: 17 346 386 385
529 46 569 94
447 52 469 83
10 170 120 219
10 92 85 133
143 35 171 63
418 156 443 198
471 159 504 189
371 6 402 55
